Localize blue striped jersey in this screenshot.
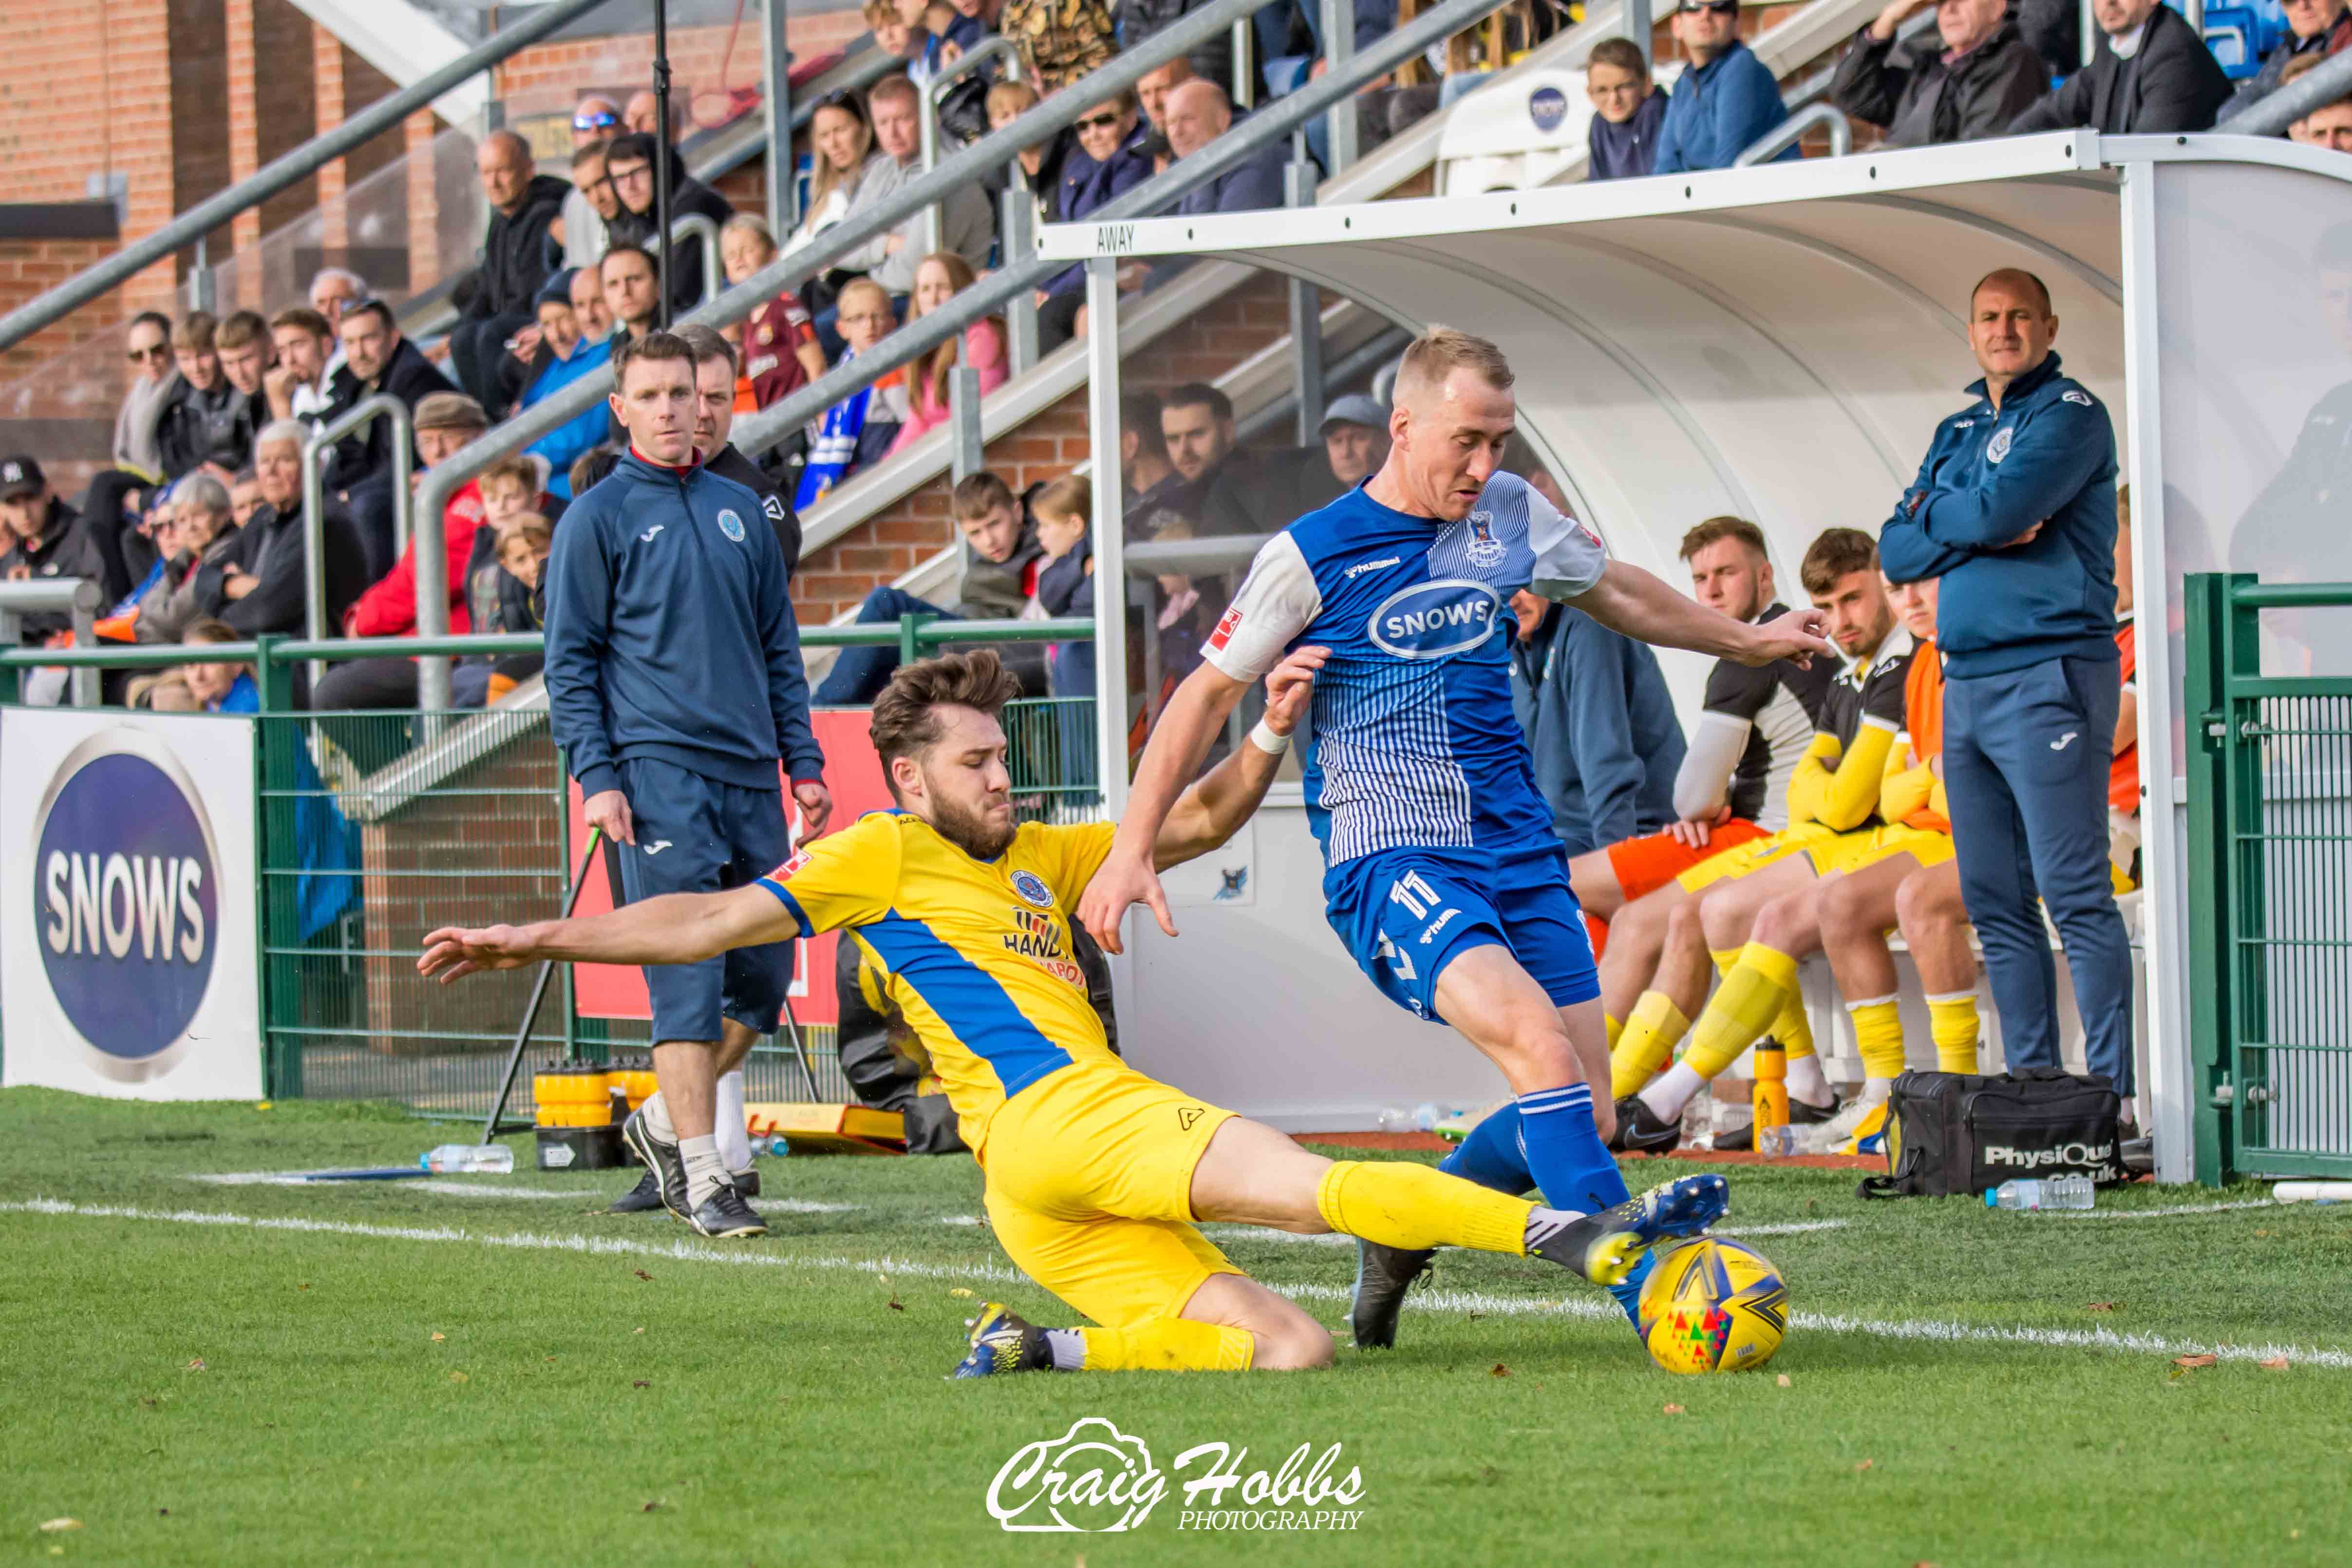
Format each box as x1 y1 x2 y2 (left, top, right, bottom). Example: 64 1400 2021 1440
1201 474 1609 865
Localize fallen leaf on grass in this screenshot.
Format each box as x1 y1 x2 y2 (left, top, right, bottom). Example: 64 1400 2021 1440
642 1500 662 1513
184 1358 206 1372
949 1288 974 1299
2086 1302 2118 1313
1776 1374 1791 1388
632 1379 650 1388
887 1298 905 1312
431 1332 446 1342
2260 1356 2291 1371
634 1270 653 1282
299 1284 310 1291
1489 1363 1510 1378
157 1509 169 1516
2173 1354 2218 1370
1662 1403 1685 1415
37 1520 80 1533
449 1372 469 1383
632 1327 645 1334
1854 1459 1875 1474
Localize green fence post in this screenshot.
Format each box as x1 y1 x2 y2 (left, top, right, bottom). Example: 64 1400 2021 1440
254 636 306 1100
900 612 937 669
2183 574 2236 1186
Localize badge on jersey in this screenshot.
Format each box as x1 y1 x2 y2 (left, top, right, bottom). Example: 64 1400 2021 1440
1985 429 2014 465
2061 389 2092 407
769 849 814 881
1208 605 1242 652
1465 510 1505 568
717 508 747 541
1011 869 1054 909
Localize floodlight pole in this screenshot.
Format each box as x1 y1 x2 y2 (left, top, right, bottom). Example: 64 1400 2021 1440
654 0 676 328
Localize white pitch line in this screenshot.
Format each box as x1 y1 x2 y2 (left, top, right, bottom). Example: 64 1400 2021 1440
7 1198 2346 1373
187 1172 611 1200
2037 1199 2282 1220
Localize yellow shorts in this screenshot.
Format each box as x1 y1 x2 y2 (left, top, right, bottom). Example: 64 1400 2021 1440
1675 824 1830 892
1803 824 1957 877
977 1062 1242 1329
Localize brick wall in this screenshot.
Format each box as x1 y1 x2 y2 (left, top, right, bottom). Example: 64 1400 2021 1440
494 9 868 137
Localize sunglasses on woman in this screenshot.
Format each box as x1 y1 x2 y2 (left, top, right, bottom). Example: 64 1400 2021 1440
1075 111 1124 132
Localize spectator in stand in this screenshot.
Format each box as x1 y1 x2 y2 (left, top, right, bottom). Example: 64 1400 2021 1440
890 254 1010 455
2009 0 2232 134
469 513 553 704
2301 89 2352 146
1878 267 2139 1125
560 100 623 268
1654 0 1795 173
2232 0 2352 115
1507 585 1688 859
1035 89 1152 350
1137 56 1198 128
814 469 1046 702
722 216 827 410
309 267 365 336
1000 0 1117 90
677 323 803 577
228 467 265 529
1586 38 1671 180
78 312 181 604
794 279 912 507
1832 0 2045 148
601 244 664 350
512 271 616 499
1256 392 1387 517
212 310 270 453
867 76 997 306
1123 0 1231 94
1120 388 1178 511
322 297 458 580
175 619 261 712
1030 472 1097 722
212 421 368 644
0 457 101 643
449 131 570 416
452 455 557 707
311 392 493 712
1161 381 1270 534
157 313 251 480
264 307 336 432
986 81 1074 224
867 0 939 83
787 94 899 321
603 132 735 316
623 90 673 136
2281 52 2331 138
569 263 613 343
1165 81 1286 213
130 472 246 646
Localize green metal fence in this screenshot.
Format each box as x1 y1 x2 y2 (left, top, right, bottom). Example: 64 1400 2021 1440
0 619 1096 1120
2185 574 2352 1185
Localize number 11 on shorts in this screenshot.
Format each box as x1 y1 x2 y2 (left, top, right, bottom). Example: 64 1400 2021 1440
1389 870 1443 920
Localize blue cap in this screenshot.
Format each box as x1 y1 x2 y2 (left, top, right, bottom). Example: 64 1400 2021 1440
536 269 578 308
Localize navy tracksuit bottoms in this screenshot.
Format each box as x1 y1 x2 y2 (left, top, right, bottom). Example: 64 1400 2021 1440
1942 653 2135 1096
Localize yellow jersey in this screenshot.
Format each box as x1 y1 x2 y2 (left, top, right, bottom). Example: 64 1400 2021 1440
756 810 1119 1151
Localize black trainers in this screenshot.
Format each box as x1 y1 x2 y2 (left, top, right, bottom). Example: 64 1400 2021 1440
951 1303 1053 1379
683 1181 768 1238
619 1107 688 1217
1609 1094 1685 1154
1349 1239 1436 1350
2118 1121 2154 1177
1714 1086 1843 1152
730 1167 761 1199
607 1167 666 1214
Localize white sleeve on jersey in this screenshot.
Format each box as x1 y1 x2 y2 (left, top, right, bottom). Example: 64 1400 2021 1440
1522 478 1610 602
1200 531 1325 683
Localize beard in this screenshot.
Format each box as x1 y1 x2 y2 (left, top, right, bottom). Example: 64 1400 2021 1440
928 791 1018 862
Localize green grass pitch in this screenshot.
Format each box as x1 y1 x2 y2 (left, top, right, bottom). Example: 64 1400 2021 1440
4 1089 2350 1567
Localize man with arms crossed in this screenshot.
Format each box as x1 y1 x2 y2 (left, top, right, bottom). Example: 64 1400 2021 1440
424 650 1718 1376
1078 328 1830 1349
544 330 833 1239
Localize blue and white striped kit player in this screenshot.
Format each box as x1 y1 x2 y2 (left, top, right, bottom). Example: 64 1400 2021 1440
1200 471 1656 1313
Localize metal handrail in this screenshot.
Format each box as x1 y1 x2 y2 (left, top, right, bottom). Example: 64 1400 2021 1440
1735 101 1853 166
668 210 727 307
301 393 413 682
728 0 1517 470
921 36 1024 257
0 0 617 355
0 578 104 706
409 0 1279 708
2218 43 2352 137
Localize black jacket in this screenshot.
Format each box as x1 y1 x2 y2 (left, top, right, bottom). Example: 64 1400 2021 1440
322 337 459 491
2016 0 2079 79
704 443 803 580
1116 0 1233 98
604 146 735 314
2227 10 2352 114
156 380 258 479
221 497 370 638
464 172 571 321
2010 4 2234 134
1833 20 2048 147
0 497 103 640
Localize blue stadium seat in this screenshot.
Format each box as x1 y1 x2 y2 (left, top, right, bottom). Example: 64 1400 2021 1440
2201 0 2291 80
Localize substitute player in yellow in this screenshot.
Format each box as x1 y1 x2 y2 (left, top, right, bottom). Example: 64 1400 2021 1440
420 649 1729 1377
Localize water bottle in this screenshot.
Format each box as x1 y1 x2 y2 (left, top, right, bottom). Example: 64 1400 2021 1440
764 1136 793 1159
420 1144 515 1174
1986 1174 2094 1210
1751 1041 1795 1158
1376 1107 1414 1134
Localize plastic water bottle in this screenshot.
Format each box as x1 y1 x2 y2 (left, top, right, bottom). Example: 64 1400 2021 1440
420 1144 515 1174
1751 1041 1797 1158
1986 1174 2094 1210
764 1136 793 1159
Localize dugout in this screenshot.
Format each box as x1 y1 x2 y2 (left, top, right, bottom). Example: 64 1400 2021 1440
1049 131 2352 1184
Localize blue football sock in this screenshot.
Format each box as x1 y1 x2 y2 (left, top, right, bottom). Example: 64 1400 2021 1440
1437 1105 1534 1196
1517 1083 1649 1327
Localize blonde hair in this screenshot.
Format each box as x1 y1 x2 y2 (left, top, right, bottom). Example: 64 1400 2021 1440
807 98 874 213
1032 474 1090 526
836 276 894 323
477 453 542 497
721 212 778 260
1393 326 1514 405
986 81 1038 122
498 512 554 556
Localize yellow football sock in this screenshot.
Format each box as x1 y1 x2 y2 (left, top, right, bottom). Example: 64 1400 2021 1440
1711 946 1741 979
1927 991 1980 1075
1773 991 1816 1061
1606 1014 1624 1051
1608 990 1690 1099
1848 996 1907 1083
1315 1160 1530 1256
1079 1319 1256 1371
1683 942 1799 1081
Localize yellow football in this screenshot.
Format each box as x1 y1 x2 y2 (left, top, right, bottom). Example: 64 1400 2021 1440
1637 1237 1788 1375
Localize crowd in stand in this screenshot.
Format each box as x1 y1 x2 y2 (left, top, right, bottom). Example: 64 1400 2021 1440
9 0 2345 724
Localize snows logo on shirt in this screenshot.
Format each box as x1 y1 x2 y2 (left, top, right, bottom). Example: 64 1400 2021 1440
716 509 747 542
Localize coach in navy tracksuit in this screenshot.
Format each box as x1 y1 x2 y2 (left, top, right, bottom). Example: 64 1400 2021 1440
1879 268 2133 1106
545 329 831 1238
1507 594 1687 857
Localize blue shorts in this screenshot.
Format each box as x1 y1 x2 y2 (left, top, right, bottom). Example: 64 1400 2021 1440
1323 838 1599 1023
612 756 792 1043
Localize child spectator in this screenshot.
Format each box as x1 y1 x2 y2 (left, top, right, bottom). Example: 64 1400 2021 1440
454 512 553 707
889 254 1010 456
462 453 559 660
181 618 260 713
795 279 912 507
1585 38 1669 181
722 215 828 408
1028 472 1095 689
867 0 937 84
569 447 621 497
987 80 1073 226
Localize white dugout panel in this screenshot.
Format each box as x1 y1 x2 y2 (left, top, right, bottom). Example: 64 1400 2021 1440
1056 134 2352 1179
